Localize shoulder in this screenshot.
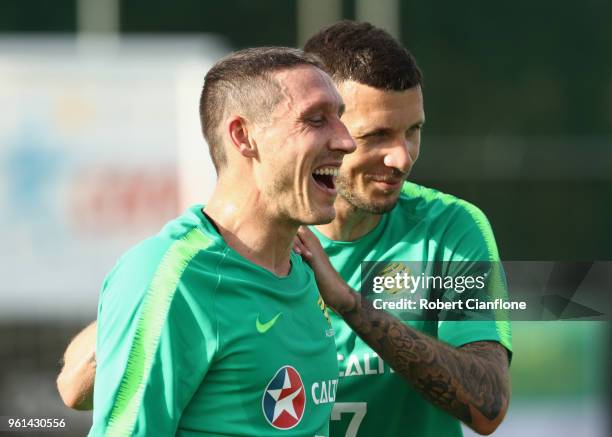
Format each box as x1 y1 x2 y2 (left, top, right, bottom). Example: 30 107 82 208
101 210 222 305
398 181 490 225
397 182 500 259
397 181 494 235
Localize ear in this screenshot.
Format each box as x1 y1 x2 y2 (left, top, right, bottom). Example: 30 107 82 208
227 115 257 159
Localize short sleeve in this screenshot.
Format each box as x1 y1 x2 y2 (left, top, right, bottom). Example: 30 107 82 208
89 238 217 436
436 202 513 354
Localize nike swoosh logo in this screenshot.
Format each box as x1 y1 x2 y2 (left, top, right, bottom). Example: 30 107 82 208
256 313 282 333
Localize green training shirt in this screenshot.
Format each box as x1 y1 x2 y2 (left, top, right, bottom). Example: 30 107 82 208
311 182 512 437
90 206 338 437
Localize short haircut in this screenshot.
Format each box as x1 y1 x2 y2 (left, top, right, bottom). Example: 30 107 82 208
200 47 325 173
304 20 422 92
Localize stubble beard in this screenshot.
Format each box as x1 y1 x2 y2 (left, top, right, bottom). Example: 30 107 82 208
265 173 328 225
335 174 400 215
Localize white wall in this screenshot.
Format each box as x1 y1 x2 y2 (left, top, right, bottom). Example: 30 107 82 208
0 36 226 319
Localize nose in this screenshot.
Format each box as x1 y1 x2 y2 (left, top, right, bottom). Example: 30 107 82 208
330 118 356 155
383 139 418 173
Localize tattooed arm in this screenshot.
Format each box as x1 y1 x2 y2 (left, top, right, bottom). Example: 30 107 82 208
295 228 510 435
341 293 509 435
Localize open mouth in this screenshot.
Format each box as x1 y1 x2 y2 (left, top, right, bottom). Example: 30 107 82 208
312 166 338 193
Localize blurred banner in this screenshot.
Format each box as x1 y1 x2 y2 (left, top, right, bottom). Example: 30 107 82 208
0 36 226 320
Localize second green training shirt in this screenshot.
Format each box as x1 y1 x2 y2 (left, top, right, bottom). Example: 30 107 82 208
90 206 338 436
312 182 513 437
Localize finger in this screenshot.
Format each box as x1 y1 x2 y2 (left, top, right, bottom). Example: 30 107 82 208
293 237 304 253
296 230 309 249
297 227 316 248
296 239 312 258
296 231 306 245
297 226 311 241
294 236 311 258
299 225 315 239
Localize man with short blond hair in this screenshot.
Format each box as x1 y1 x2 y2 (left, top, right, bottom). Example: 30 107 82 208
88 46 355 436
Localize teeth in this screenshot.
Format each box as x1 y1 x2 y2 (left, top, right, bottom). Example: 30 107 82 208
313 167 339 176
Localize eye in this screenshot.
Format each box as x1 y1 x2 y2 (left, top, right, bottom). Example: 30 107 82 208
364 130 387 139
307 115 326 127
406 124 423 136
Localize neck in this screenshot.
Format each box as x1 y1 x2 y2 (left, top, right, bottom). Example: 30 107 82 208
204 180 297 276
315 196 382 241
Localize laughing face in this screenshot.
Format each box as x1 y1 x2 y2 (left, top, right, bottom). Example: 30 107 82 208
251 65 356 225
335 81 425 214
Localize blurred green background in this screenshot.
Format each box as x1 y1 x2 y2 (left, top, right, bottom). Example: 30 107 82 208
0 1 610 436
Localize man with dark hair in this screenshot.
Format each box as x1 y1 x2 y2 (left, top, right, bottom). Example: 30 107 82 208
304 20 422 93
295 21 512 436
87 46 355 436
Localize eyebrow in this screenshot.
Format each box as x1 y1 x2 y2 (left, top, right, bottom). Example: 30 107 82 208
356 120 425 139
355 127 393 139
298 99 345 121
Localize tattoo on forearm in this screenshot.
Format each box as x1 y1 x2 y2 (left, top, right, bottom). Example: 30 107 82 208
339 292 509 428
